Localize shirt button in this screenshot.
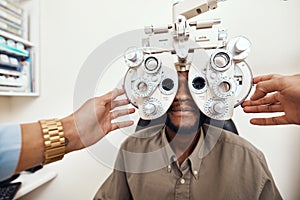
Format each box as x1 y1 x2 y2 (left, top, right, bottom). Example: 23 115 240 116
193 170 198 175
167 165 171 172
180 178 185 184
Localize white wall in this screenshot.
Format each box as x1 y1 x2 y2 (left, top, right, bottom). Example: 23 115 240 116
0 0 299 199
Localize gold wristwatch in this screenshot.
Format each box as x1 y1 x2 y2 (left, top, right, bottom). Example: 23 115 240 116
39 118 66 164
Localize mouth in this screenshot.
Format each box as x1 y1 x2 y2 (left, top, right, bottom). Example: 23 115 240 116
170 108 194 112
169 106 196 116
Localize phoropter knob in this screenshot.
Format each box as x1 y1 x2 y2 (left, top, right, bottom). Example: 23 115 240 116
212 101 226 114
144 102 157 115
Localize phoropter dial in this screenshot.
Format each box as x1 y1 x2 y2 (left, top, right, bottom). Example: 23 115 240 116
212 77 237 99
205 98 229 119
133 78 155 98
142 97 163 119
124 47 144 68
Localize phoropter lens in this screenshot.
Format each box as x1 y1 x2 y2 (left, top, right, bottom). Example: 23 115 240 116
192 77 206 90
213 52 230 68
162 78 174 91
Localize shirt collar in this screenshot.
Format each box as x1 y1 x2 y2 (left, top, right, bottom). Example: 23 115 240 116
161 126 205 179
161 126 176 163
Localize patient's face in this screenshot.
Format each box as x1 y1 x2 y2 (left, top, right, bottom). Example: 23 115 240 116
166 71 201 133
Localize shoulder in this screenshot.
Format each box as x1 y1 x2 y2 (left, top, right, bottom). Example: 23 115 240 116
224 130 263 158
120 124 164 152
204 124 265 161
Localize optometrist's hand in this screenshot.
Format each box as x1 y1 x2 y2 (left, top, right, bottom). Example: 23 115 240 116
17 88 135 173
62 88 135 152
242 74 300 125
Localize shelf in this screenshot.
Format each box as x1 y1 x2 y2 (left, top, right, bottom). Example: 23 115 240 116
0 0 39 97
0 91 38 96
0 29 33 46
0 43 29 57
0 0 23 17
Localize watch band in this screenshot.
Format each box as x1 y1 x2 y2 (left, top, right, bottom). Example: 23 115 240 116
39 118 65 164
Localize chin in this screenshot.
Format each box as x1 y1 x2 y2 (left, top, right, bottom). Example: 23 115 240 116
170 115 199 126
166 117 200 134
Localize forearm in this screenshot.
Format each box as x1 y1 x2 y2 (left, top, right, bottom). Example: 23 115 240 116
16 122 44 173
61 114 84 153
13 88 134 174
16 117 83 173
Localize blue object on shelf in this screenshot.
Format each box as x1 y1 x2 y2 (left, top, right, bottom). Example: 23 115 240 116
0 43 29 57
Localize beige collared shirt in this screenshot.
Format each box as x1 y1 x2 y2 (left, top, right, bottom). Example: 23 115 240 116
94 124 282 200
161 126 204 178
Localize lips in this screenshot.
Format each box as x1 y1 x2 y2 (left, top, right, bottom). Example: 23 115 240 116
169 104 196 113
170 107 194 112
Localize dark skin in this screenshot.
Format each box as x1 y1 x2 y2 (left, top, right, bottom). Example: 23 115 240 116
165 71 202 165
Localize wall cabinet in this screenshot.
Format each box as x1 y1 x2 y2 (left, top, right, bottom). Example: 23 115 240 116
0 0 39 96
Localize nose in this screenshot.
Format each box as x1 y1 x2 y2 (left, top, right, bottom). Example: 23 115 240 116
174 72 192 102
